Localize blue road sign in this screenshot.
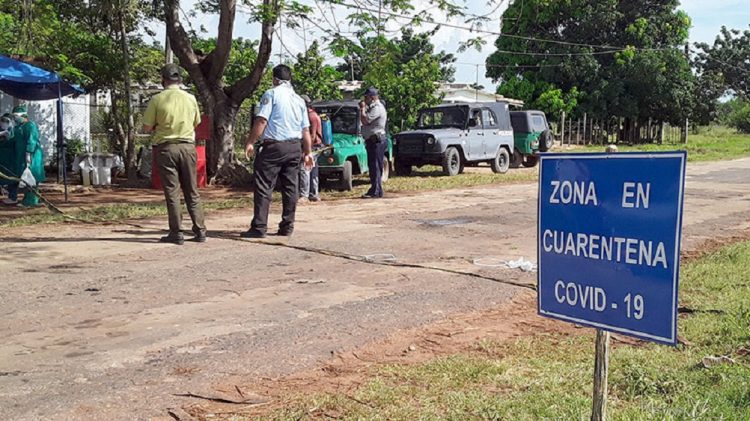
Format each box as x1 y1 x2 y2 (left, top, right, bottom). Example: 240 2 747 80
538 152 687 345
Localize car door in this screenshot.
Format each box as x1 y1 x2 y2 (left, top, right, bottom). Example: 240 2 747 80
481 108 500 159
465 108 484 161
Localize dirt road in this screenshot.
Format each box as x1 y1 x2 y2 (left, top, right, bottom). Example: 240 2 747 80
1 157 749 420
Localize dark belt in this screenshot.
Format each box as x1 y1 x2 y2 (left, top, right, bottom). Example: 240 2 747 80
262 138 301 146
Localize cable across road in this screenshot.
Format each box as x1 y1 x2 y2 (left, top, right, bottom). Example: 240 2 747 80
0 167 535 292
331 1 678 53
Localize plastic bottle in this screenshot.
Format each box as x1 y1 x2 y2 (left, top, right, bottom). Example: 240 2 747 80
321 115 333 145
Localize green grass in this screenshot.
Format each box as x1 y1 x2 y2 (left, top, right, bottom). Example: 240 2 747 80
326 166 536 199
252 241 750 420
576 126 750 162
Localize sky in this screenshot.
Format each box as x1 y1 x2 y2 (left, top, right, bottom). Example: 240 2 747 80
148 0 750 93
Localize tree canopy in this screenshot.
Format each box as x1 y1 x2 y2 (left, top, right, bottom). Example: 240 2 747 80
486 0 693 123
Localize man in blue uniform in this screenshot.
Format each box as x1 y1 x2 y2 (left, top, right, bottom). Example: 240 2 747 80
243 65 314 238
359 87 387 198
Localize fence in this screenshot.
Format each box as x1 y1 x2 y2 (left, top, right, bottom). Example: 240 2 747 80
556 112 690 146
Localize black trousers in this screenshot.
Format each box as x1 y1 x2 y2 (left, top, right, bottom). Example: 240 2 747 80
251 141 301 233
365 136 386 197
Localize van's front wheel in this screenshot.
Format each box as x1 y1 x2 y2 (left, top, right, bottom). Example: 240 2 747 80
442 147 462 176
491 147 510 174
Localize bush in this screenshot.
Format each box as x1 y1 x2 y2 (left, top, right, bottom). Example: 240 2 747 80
717 98 750 133
728 102 750 133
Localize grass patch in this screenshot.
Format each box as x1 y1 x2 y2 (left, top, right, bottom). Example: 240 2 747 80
575 126 750 162
255 241 750 420
326 166 536 200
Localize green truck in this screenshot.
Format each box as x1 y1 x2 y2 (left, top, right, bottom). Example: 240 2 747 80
313 101 393 191
509 110 553 168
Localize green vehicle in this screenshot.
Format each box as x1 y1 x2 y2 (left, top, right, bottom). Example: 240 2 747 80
509 110 553 168
313 101 393 191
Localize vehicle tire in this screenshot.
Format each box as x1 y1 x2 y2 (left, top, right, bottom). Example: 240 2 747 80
339 160 353 191
539 129 554 152
522 155 539 168
441 147 461 176
395 159 412 176
381 156 391 182
491 147 510 174
510 148 523 168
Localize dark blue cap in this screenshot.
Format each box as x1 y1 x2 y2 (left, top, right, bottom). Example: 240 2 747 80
364 86 379 97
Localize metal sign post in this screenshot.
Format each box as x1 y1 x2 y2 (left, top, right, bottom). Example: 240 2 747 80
537 151 687 420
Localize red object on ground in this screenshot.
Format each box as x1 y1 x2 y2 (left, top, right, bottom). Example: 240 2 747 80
195 143 207 188
152 114 211 189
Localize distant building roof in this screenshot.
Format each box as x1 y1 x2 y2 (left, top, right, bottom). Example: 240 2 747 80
335 80 523 107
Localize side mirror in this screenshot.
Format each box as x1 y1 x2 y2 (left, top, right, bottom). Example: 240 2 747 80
468 118 478 128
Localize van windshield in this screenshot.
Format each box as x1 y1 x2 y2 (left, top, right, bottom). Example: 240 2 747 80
417 106 468 129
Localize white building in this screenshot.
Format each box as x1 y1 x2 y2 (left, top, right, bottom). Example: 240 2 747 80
336 81 523 106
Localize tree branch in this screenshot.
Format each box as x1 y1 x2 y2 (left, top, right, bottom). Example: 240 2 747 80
164 0 215 108
209 0 237 84
231 0 277 101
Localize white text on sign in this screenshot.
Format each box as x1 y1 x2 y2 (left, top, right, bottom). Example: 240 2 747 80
548 180 653 210
553 280 646 319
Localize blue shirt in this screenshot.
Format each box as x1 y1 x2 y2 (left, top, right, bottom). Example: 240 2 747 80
256 82 310 141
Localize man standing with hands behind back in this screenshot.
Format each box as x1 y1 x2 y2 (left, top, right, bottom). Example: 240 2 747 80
243 65 314 239
359 87 387 199
143 63 206 245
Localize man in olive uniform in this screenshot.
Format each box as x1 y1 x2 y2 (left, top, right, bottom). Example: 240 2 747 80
143 63 206 245
359 87 388 198
243 65 314 238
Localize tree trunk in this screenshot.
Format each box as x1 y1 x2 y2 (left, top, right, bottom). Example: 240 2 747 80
117 4 136 182
110 90 127 158
208 98 250 185
163 0 276 186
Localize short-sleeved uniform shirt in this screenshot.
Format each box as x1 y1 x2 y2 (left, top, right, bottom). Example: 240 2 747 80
143 85 201 145
257 82 309 141
361 99 387 139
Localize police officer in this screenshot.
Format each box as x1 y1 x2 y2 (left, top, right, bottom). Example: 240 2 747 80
243 65 314 238
359 87 387 198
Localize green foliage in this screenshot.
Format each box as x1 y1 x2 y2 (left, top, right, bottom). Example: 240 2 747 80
333 28 455 83
291 41 343 101
332 28 454 133
363 49 444 133
487 0 693 123
694 26 750 101
720 99 750 133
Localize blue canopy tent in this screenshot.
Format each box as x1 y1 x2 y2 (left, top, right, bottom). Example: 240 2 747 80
0 54 85 201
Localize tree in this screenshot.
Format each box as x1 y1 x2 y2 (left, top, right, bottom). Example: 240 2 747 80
0 0 159 177
333 27 456 83
694 26 750 100
162 0 292 183
329 28 455 133
291 41 343 101
692 26 750 124
486 0 693 129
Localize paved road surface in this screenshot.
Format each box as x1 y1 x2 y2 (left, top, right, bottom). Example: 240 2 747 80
1 158 749 420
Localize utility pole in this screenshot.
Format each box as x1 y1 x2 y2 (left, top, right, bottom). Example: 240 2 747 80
277 13 284 64
475 64 479 102
377 0 383 38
